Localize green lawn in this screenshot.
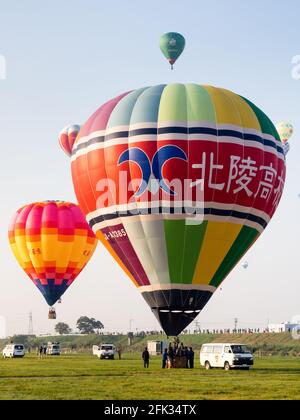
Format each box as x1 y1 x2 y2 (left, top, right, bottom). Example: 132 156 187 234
0 354 300 400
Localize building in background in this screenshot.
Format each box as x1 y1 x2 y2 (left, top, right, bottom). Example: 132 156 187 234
268 322 300 333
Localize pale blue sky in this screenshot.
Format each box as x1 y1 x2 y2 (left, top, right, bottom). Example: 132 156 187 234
0 0 300 336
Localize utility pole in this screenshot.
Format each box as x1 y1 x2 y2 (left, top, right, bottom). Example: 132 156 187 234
234 317 238 332
129 319 134 333
195 321 201 333
28 312 33 336
128 319 134 346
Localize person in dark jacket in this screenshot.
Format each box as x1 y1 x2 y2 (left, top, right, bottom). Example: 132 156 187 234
188 347 195 369
39 346 44 358
162 348 168 369
142 347 150 368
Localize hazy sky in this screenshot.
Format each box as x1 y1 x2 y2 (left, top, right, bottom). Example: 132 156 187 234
0 0 300 336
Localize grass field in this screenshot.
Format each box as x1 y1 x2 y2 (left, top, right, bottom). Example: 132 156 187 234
0 354 300 400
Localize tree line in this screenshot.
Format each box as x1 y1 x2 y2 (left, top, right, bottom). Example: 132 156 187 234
55 316 104 335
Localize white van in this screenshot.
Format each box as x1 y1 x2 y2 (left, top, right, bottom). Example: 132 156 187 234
93 344 116 359
200 343 254 370
2 344 25 358
47 342 61 356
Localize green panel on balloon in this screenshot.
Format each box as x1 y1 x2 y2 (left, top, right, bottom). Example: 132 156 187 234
164 220 208 284
210 226 259 288
241 96 281 141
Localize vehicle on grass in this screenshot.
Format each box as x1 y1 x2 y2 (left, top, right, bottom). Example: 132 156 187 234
147 340 168 356
2 344 25 358
93 344 116 359
200 343 254 370
47 342 61 356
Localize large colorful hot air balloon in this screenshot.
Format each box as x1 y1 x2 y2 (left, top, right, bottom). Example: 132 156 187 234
8 201 97 318
71 84 286 336
160 32 185 69
59 124 81 157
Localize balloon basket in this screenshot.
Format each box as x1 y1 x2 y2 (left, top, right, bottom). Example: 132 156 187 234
168 356 188 369
48 308 57 320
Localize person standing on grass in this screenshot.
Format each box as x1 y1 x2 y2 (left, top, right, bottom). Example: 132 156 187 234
162 348 168 369
188 347 195 369
168 344 174 368
39 345 43 358
117 346 122 360
142 347 150 368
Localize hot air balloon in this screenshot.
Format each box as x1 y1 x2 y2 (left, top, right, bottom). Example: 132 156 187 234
59 124 81 157
8 201 97 318
241 261 249 270
276 121 293 144
71 84 286 336
160 32 185 69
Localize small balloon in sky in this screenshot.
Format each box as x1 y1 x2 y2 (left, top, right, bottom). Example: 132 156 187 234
242 261 249 270
160 32 185 69
59 124 81 157
276 121 293 144
283 142 290 156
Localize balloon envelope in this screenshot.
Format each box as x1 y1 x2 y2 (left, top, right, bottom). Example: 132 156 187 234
276 121 293 144
71 84 286 336
242 261 249 269
59 124 81 157
160 32 185 68
8 201 97 306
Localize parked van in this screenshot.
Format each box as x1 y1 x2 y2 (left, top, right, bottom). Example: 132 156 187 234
93 344 116 359
47 342 61 356
200 343 254 370
2 344 25 358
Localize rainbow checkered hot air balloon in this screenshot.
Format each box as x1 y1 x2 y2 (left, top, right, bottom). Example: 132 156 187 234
8 201 97 317
71 84 286 336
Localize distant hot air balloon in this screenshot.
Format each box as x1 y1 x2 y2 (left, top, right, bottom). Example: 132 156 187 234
276 121 293 144
283 142 290 156
71 84 286 336
160 32 185 69
242 261 249 270
8 201 97 318
59 124 81 157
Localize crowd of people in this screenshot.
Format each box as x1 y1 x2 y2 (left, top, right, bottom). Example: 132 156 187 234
142 338 195 369
37 345 47 357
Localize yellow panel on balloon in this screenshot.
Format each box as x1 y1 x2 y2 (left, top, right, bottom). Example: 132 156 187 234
204 86 260 129
193 221 242 285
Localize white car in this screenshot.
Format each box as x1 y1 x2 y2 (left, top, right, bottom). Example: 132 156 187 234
2 344 25 358
47 342 61 356
200 343 254 370
93 344 116 359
